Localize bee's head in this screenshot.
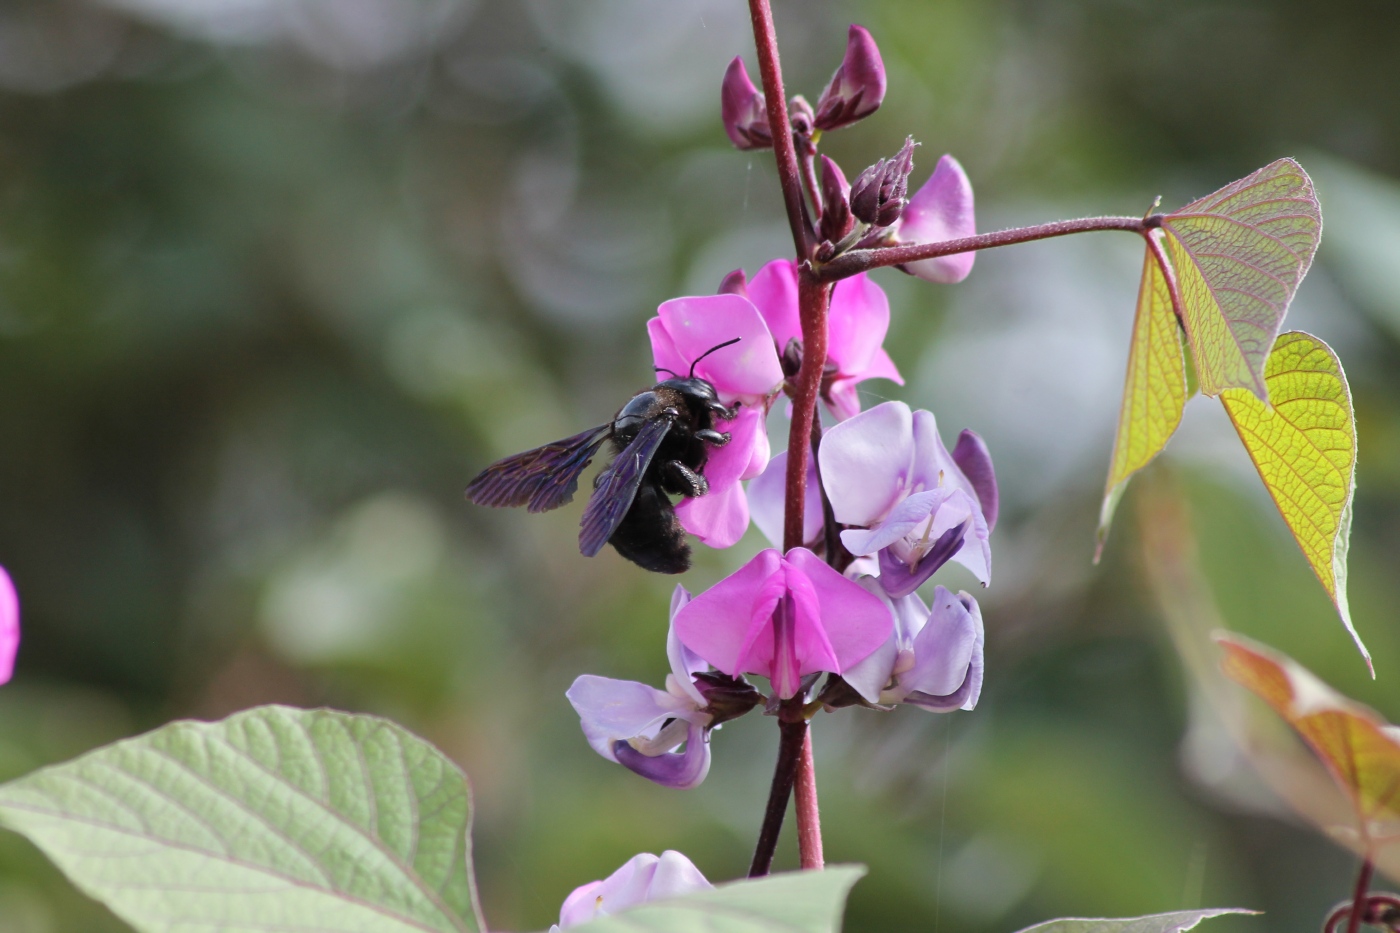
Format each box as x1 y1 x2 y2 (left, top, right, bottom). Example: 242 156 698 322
652 336 741 402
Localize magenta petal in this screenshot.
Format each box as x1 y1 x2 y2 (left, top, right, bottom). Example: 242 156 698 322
827 273 889 374
819 400 915 526
675 549 783 676
747 259 801 350
674 407 767 548
0 567 17 685
613 720 711 789
952 429 998 532
898 154 976 284
862 347 904 385
656 295 783 400
566 675 689 763
747 450 822 548
786 548 892 673
648 316 689 382
824 378 863 422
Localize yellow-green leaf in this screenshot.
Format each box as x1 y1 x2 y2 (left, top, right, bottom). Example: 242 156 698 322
1220 331 1365 668
1097 251 1189 558
1164 159 1322 399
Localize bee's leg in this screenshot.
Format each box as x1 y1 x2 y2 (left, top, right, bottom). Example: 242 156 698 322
706 399 741 422
694 428 731 447
660 460 709 498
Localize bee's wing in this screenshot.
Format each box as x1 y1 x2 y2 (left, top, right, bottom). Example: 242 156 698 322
579 416 673 558
465 424 612 513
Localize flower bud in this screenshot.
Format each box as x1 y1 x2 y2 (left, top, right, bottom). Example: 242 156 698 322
850 136 916 228
788 94 815 140
814 24 887 132
818 154 854 244
717 268 749 298
720 57 771 150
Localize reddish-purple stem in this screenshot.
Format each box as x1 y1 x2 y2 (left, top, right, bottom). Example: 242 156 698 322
1347 859 1374 933
746 0 813 259
815 215 1151 281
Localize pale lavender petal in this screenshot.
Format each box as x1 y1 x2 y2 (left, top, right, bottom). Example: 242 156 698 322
897 154 976 284
656 295 783 400
787 548 892 673
949 507 992 586
674 406 768 548
0 567 17 685
904 588 984 712
559 880 607 928
909 409 965 495
875 520 968 599
566 675 689 763
819 400 915 526
646 851 713 899
667 587 707 707
841 576 900 703
613 720 711 789
951 429 998 532
675 549 783 676
747 258 801 350
827 273 889 374
747 450 822 549
840 488 957 556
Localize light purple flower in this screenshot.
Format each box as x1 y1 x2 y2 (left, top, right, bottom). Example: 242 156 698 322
0 566 17 685
674 547 891 700
819 401 995 593
567 587 714 789
813 25 886 132
842 584 984 710
891 154 977 284
747 258 903 421
720 57 771 151
648 294 783 548
556 850 712 929
747 449 823 550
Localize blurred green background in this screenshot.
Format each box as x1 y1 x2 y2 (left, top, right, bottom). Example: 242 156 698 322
3 0 1400 930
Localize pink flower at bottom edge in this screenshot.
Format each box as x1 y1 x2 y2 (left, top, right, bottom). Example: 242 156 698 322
556 850 712 929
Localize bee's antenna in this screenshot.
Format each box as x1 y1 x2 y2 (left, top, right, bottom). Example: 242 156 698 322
688 337 742 378
653 366 680 378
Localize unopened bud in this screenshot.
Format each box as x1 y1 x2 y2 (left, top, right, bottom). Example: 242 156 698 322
717 268 749 298
788 94 816 141
693 672 763 726
850 135 917 228
721 57 771 150
814 24 887 132
817 155 854 244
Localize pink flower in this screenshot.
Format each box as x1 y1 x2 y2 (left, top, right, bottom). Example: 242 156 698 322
674 547 891 699
648 294 784 549
0 566 18 685
747 258 903 420
556 851 712 929
890 154 977 284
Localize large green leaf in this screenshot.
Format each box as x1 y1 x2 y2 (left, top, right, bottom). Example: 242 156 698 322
1219 331 1364 668
1015 909 1254 933
1163 158 1321 399
1097 250 1189 556
0 705 484 933
568 866 866 933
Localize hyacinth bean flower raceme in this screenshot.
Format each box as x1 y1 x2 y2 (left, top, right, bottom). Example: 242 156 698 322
820 401 997 597
648 294 784 549
890 154 977 284
675 547 891 699
744 258 903 421
554 850 712 930
567 588 716 789
843 584 984 711
0 566 18 685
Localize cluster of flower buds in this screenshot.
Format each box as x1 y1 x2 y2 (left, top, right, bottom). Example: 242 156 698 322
0 566 18 685
721 24 978 279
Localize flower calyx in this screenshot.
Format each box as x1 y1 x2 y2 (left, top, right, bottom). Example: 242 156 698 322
851 135 917 228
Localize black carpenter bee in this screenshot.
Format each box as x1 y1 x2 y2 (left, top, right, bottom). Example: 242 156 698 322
464 338 743 574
